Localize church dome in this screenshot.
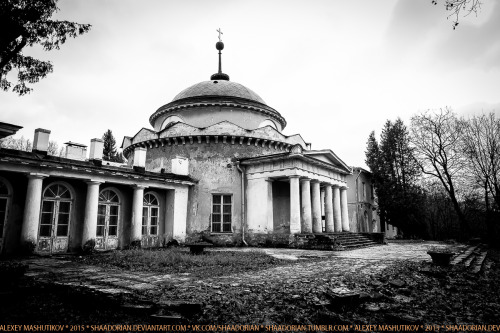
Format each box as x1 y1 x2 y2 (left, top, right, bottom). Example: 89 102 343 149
149 38 287 131
172 80 266 105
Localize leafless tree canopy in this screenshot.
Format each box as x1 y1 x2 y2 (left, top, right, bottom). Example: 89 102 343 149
461 113 500 209
0 136 59 156
410 108 468 232
432 0 482 29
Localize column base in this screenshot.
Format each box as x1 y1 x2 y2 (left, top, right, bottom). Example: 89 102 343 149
20 240 37 255
81 239 96 254
128 240 142 249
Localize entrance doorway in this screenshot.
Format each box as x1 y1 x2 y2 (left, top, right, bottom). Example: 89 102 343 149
96 189 120 250
142 192 160 247
39 183 72 253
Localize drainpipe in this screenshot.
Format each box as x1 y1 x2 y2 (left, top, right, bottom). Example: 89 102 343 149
354 169 362 232
236 161 248 246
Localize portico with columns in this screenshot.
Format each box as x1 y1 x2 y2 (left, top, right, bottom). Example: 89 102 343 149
0 126 196 255
242 144 352 238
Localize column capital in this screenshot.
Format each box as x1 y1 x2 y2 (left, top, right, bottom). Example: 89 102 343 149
132 184 147 190
300 177 311 183
310 179 321 184
288 175 301 179
86 179 103 185
27 173 49 180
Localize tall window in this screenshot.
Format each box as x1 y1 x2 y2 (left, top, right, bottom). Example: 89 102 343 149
97 189 120 238
362 182 366 201
143 193 159 236
0 179 10 239
212 194 232 233
40 183 72 238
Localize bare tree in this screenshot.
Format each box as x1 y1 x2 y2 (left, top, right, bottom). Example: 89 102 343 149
0 135 59 156
461 113 500 210
410 108 469 237
47 140 59 156
432 0 482 29
0 135 31 151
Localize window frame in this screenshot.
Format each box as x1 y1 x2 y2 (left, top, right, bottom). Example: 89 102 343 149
39 182 73 239
142 192 160 236
211 193 233 233
97 189 121 239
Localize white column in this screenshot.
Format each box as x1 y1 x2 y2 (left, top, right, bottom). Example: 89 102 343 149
333 186 342 232
311 180 322 233
172 187 188 241
82 180 102 250
131 185 146 246
289 176 301 234
320 188 325 217
300 178 312 233
340 187 350 232
21 173 47 251
324 184 334 232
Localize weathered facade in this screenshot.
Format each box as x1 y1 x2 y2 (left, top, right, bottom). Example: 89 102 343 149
121 40 353 247
0 40 361 255
346 167 398 238
0 126 195 254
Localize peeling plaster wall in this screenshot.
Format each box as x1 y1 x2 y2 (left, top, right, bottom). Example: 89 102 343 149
153 106 283 132
146 142 276 238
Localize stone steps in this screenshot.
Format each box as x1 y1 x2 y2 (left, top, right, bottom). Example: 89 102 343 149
331 234 381 250
450 243 489 274
295 233 382 251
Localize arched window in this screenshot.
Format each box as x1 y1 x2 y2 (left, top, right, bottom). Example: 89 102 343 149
97 189 120 248
40 183 72 239
160 116 184 130
143 193 159 236
0 178 11 240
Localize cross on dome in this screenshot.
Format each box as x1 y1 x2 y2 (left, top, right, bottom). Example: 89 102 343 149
211 28 230 81
217 28 223 42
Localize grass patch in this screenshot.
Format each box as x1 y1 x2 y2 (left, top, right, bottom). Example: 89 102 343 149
75 248 288 277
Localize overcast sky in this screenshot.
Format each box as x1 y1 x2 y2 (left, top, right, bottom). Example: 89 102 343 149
2 0 499 168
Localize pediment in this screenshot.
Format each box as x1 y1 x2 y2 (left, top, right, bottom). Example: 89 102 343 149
304 150 352 174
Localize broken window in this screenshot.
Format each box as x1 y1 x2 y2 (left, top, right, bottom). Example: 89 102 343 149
212 194 232 233
143 193 159 236
40 183 72 239
97 189 120 238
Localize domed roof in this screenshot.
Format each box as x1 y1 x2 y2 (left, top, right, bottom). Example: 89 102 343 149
172 80 266 105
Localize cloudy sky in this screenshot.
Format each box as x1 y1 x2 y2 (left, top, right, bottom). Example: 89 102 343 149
2 0 499 168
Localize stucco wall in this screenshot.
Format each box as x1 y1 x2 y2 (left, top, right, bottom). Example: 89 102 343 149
153 106 283 132
146 141 276 238
348 203 379 233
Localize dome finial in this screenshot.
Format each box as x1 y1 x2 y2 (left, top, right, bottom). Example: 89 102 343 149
211 28 230 81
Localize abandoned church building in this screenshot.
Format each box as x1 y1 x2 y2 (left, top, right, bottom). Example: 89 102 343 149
0 40 388 255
